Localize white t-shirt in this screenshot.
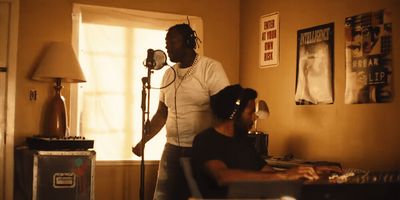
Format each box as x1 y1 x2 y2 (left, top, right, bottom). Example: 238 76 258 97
160 55 229 147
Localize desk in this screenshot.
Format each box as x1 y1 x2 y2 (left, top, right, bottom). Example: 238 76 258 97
226 157 400 199
227 180 400 200
227 164 400 200
15 147 95 200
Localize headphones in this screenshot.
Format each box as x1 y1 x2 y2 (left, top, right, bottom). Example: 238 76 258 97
228 89 245 120
185 32 196 49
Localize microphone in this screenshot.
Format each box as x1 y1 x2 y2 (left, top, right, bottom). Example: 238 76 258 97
145 49 155 68
144 49 168 70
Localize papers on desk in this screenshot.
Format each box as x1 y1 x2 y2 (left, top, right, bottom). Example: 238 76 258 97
266 156 341 170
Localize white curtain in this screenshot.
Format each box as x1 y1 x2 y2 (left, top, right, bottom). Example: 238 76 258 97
71 4 203 160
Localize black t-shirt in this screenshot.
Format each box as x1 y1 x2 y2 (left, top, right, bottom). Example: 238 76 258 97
192 128 266 198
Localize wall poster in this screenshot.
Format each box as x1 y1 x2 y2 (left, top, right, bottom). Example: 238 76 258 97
295 23 334 105
344 10 393 104
260 12 279 68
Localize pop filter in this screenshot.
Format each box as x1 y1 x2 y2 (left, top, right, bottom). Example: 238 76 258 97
153 50 168 70
144 49 168 70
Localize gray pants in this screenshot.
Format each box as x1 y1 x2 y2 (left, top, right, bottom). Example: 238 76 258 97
153 143 192 200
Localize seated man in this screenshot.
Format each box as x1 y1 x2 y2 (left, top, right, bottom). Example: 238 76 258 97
192 84 341 198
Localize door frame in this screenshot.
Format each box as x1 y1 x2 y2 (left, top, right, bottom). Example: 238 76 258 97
0 0 18 199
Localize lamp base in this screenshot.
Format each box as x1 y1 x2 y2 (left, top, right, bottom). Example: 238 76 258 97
248 131 269 159
43 80 67 138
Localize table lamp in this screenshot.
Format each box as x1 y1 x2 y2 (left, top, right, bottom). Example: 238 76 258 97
32 42 86 138
254 100 270 132
248 100 270 158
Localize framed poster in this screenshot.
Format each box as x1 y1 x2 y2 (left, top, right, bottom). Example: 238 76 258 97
260 12 279 68
344 10 393 104
295 23 334 105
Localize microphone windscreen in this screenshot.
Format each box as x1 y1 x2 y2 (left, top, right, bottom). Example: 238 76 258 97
153 50 168 70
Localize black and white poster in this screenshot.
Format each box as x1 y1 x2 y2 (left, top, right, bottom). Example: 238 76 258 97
344 10 393 104
295 23 334 105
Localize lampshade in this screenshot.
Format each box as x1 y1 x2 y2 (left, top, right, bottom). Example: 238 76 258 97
256 100 270 119
33 42 86 83
251 99 270 134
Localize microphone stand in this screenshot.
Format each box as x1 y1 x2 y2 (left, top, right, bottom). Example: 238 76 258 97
139 63 153 200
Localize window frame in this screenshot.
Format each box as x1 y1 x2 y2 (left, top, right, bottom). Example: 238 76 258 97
70 4 203 163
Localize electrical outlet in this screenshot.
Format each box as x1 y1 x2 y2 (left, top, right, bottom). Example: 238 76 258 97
29 89 37 101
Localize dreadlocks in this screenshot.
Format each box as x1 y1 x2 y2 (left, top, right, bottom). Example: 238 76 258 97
168 23 201 49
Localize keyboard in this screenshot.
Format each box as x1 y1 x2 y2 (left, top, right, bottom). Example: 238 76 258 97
26 136 94 150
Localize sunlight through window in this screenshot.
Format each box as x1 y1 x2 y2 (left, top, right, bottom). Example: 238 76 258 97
72 4 203 161
80 24 168 160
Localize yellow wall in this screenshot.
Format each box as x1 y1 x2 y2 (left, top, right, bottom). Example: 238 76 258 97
14 0 400 199
15 0 239 199
240 0 400 170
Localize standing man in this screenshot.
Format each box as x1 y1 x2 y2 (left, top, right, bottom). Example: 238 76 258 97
132 23 229 200
192 84 341 198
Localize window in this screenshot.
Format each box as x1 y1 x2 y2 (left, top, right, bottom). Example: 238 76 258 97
71 4 203 161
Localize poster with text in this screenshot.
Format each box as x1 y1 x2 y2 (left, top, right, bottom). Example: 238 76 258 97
344 10 393 104
295 23 334 105
260 12 279 68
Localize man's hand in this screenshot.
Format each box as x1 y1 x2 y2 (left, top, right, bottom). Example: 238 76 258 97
131 101 168 158
314 165 343 175
285 166 319 181
132 143 143 157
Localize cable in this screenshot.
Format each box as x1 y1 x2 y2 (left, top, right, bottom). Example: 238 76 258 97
151 65 177 90
173 55 199 149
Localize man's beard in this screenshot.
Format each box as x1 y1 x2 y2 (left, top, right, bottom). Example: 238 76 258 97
233 118 250 138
